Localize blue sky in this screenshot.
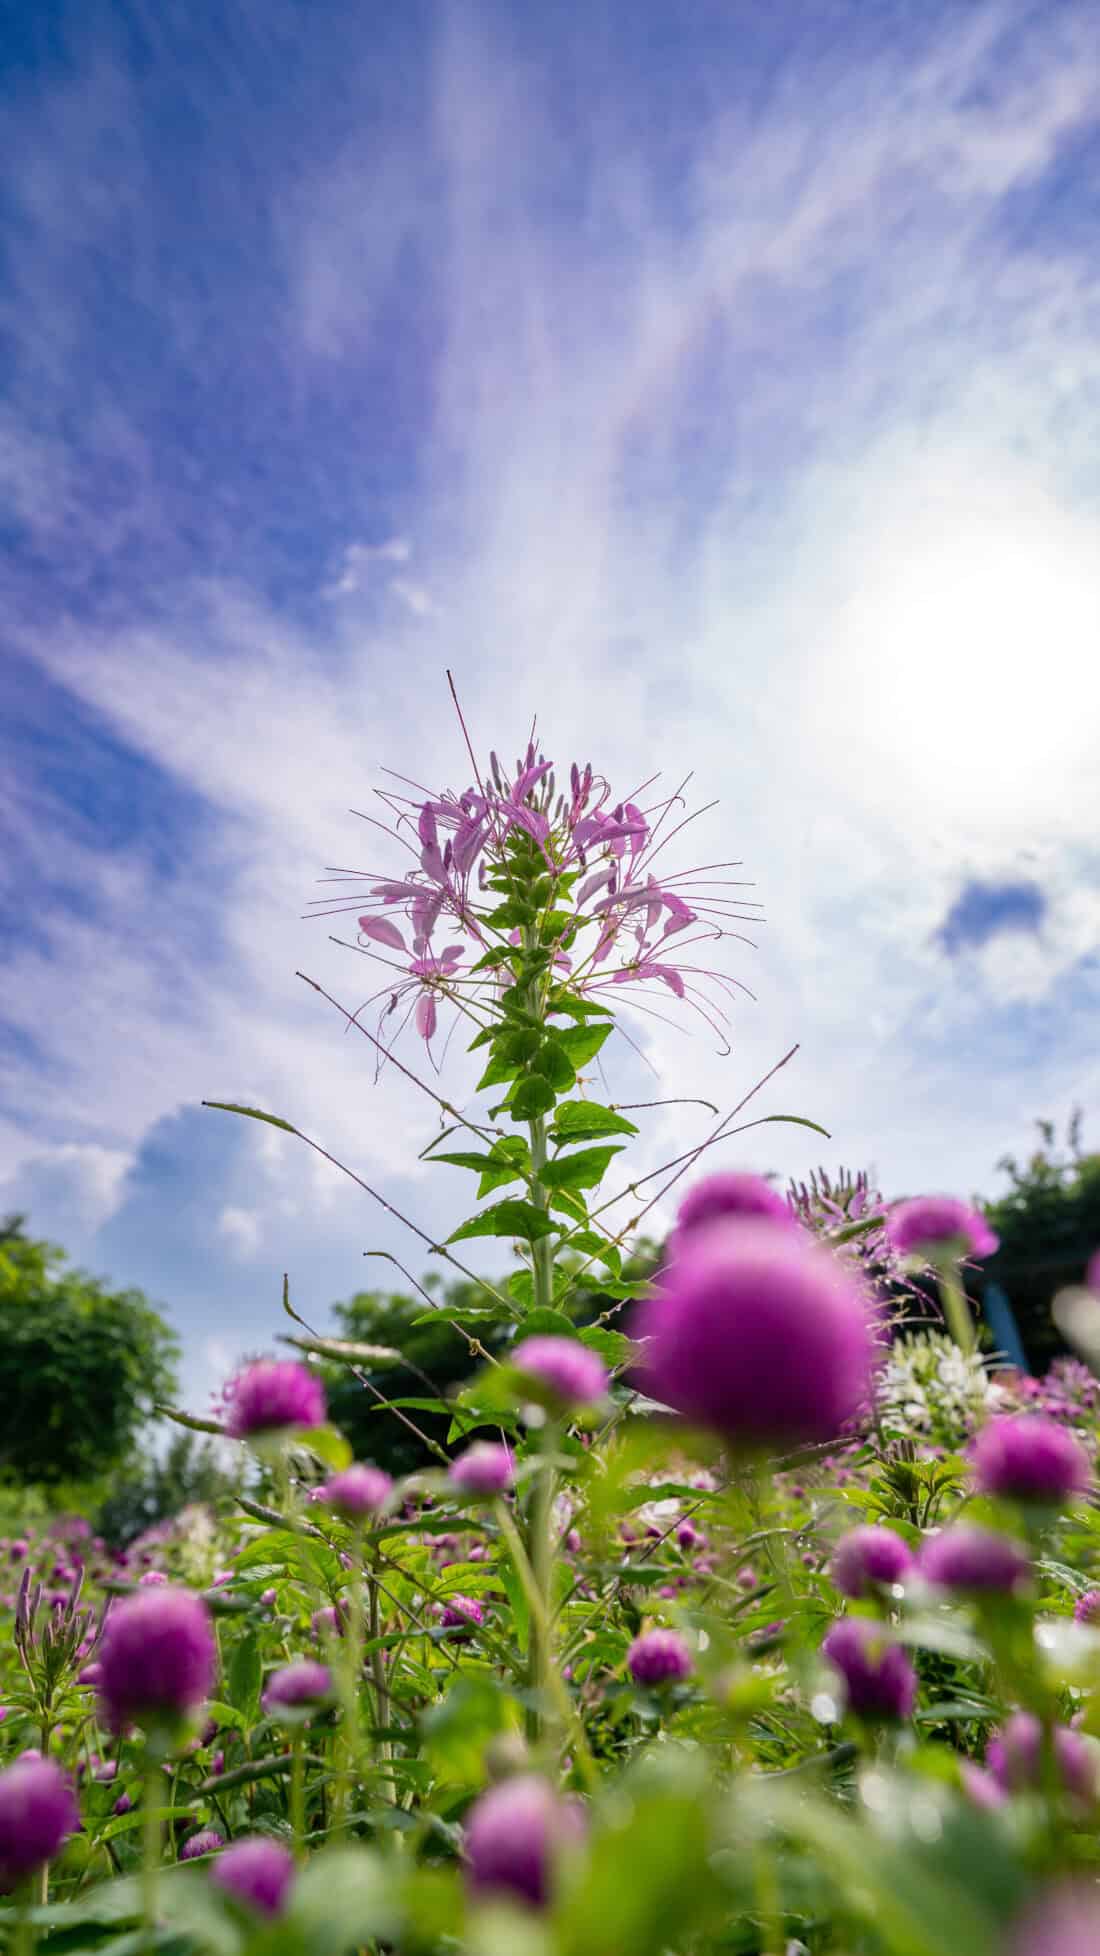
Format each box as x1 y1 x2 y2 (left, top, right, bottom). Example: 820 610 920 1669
2 0 1099 1411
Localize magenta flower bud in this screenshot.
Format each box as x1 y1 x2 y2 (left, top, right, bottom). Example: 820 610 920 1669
670 1173 796 1247
0 1757 79 1883
180 1828 224 1860
1074 1590 1100 1625
223 1360 326 1439
512 1336 608 1409
441 1595 484 1633
959 1762 1007 1811
465 1774 585 1908
79 1661 102 1686
884 1195 998 1261
323 1464 393 1519
628 1628 694 1686
920 1525 1031 1596
260 1587 277 1608
113 1793 133 1816
139 1570 168 1587
677 1521 702 1551
311 1604 345 1639
1007 1885 1100 1956
970 1415 1090 1506
262 1661 332 1713
822 1618 917 1723
987 1712 1098 1807
97 1587 216 1735
449 1443 516 1497
634 1220 875 1450
831 1526 914 1600
211 1837 296 1916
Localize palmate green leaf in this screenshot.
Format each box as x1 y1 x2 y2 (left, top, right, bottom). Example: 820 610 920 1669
551 1099 639 1142
541 1145 623 1191
448 1200 558 1244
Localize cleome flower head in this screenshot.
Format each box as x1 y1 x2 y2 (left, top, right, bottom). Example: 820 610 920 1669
309 711 762 1072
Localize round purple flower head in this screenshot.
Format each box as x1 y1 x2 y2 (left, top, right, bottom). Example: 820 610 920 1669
211 1837 296 1917
180 1828 225 1861
262 1660 331 1714
97 1587 216 1735
465 1774 585 1909
1074 1590 1100 1626
512 1336 608 1410
885 1195 998 1262
449 1443 516 1498
986 1712 1098 1808
441 1594 484 1633
831 1525 914 1600
0 1757 79 1884
628 1628 693 1686
822 1618 917 1723
970 1414 1090 1506
671 1173 796 1248
634 1219 875 1451
323 1464 393 1519
1008 1885 1100 1956
920 1524 1031 1596
224 1360 326 1440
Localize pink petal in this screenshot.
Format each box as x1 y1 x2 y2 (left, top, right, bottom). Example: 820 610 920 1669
358 917 406 953
415 993 437 1041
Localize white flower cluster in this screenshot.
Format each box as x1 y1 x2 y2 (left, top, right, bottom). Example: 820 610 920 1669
878 1331 1012 1448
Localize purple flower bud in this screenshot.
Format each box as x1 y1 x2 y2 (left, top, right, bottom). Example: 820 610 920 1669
139 1570 168 1587
441 1595 484 1633
311 1604 345 1639
180 1828 225 1860
822 1618 917 1722
884 1195 998 1261
449 1444 516 1497
0 1757 79 1882
970 1415 1090 1506
960 1761 1007 1810
323 1464 393 1519
211 1837 296 1916
677 1521 702 1551
97 1588 216 1735
1074 1590 1100 1625
512 1336 608 1409
672 1172 796 1244
1007 1885 1100 1956
113 1793 133 1816
920 1525 1031 1595
260 1588 277 1608
465 1774 585 1908
987 1712 1098 1807
628 1628 693 1685
634 1220 875 1450
223 1361 326 1439
831 1526 914 1599
262 1661 332 1713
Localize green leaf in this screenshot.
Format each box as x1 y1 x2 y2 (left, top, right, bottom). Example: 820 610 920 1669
551 1100 639 1142
509 1076 558 1121
498 1026 542 1064
579 1327 636 1367
431 1151 500 1173
517 1308 578 1338
755 1113 832 1138
296 1424 353 1471
202 1698 249 1733
448 1201 558 1244
530 1039 577 1090
564 1229 622 1275
548 1188 589 1224
227 1633 263 1723
557 1022 613 1069
476 1052 520 1092
541 1145 623 1191
201 1100 298 1134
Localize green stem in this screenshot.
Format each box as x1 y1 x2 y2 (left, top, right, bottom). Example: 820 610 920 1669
495 1499 596 1789
938 1265 975 1354
14 1882 33 1956
367 1553 393 1800
290 1732 306 1862
142 1761 161 1950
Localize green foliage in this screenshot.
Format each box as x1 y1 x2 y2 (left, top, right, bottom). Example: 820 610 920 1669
980 1110 1100 1368
95 1432 243 1548
0 1214 178 1486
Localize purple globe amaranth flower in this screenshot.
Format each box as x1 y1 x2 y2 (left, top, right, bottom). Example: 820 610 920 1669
180 1829 225 1861
970 1414 1090 1506
986 1712 1099 1808
822 1618 917 1723
628 1628 694 1686
465 1774 585 1909
1074 1589 1100 1625
311 1603 346 1639
885 1195 998 1262
211 1837 296 1917
139 1570 168 1587
223 1360 326 1439
512 1336 608 1409
670 1173 796 1249
831 1525 914 1600
97 1587 216 1735
441 1595 484 1632
323 1464 393 1519
959 1761 1007 1811
1008 1885 1100 1956
919 1524 1031 1596
0 1756 79 1884
633 1219 876 1450
449 1443 516 1497
262 1660 332 1714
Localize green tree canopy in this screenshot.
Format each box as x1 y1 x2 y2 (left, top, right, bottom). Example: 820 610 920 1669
978 1111 1100 1370
0 1214 179 1487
